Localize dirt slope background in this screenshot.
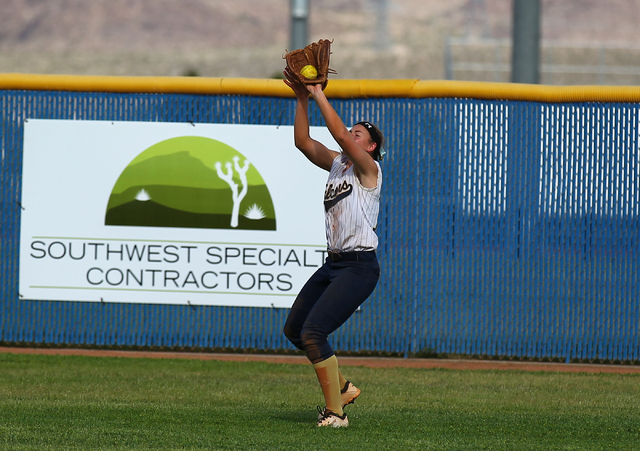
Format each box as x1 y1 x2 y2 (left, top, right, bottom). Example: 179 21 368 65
1 0 640 82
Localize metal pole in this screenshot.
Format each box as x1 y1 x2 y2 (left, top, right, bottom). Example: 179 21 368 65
511 0 541 84
444 36 453 80
372 0 391 50
290 0 309 51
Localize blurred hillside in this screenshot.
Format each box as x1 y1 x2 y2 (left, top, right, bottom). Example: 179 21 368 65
1 0 640 84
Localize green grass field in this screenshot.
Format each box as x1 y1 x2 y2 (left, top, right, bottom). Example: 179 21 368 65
1 353 639 450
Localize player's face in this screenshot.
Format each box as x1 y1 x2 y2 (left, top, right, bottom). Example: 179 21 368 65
350 124 376 154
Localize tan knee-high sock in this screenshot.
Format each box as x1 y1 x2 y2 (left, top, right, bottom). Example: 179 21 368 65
313 355 343 416
338 369 348 391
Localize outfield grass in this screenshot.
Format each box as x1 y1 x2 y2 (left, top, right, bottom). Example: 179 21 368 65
0 353 639 450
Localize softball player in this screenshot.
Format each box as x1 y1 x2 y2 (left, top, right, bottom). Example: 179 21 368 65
282 67 385 428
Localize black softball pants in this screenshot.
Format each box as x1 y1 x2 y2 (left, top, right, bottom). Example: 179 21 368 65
283 251 380 364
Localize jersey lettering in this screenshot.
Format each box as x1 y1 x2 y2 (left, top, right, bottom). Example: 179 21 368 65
324 180 353 211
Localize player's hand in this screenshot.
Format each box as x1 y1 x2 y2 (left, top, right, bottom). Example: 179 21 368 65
305 83 325 102
306 83 324 95
283 66 309 99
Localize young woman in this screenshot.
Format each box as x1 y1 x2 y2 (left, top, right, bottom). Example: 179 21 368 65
282 66 385 428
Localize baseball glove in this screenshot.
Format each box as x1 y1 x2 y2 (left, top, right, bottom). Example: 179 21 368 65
283 39 336 89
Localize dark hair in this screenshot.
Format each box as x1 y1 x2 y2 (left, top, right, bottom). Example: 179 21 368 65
355 121 385 161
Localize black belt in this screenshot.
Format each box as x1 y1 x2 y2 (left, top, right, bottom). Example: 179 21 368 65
327 250 376 261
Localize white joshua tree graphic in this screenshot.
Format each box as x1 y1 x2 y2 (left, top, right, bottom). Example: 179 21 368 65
215 156 250 228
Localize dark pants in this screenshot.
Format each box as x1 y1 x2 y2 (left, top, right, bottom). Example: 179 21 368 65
283 251 380 364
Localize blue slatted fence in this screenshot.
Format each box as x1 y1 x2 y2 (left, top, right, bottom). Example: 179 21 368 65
1 88 638 362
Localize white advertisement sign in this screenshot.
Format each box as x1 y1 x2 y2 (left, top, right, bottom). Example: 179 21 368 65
19 120 333 308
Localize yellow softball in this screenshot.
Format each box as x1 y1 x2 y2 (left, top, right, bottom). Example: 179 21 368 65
300 65 318 80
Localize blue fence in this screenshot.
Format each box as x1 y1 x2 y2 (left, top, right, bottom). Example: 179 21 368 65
1 87 639 362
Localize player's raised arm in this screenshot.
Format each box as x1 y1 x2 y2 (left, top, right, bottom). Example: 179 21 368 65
306 84 379 188
283 67 338 171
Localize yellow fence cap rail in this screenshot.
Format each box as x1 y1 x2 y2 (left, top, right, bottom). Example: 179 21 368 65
3 73 640 103
410 80 640 103
0 73 291 96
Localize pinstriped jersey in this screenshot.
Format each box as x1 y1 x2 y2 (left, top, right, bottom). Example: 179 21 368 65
324 153 382 252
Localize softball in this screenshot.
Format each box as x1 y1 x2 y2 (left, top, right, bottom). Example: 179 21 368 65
300 65 318 80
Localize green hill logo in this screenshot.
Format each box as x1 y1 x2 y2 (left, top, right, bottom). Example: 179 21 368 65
105 136 276 230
